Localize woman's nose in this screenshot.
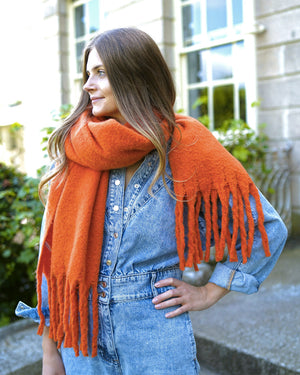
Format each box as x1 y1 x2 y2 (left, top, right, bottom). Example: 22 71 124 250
83 76 94 92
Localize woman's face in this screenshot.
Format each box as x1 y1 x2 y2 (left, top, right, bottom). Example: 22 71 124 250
83 48 126 124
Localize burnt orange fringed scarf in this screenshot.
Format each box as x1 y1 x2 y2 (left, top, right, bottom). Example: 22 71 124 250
36 110 270 357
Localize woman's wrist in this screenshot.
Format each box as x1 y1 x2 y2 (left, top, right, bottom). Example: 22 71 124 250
42 326 59 355
203 282 229 307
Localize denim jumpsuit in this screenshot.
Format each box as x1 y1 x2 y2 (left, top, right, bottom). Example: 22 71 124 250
16 150 287 375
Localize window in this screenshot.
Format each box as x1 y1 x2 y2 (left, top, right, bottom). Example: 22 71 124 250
180 0 248 130
70 0 101 100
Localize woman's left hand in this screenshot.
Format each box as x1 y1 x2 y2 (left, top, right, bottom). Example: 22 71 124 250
152 278 229 318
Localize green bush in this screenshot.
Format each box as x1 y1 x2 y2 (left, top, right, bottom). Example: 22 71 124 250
0 105 72 326
192 97 269 175
0 163 43 326
212 119 269 174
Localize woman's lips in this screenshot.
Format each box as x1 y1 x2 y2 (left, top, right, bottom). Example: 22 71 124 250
91 97 103 103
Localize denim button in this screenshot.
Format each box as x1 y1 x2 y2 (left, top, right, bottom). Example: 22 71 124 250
106 260 112 266
101 281 107 288
100 291 106 298
113 232 118 238
124 207 128 212
115 180 120 186
134 184 140 189
113 205 119 212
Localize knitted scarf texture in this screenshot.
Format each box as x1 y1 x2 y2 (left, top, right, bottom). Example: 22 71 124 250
36 110 270 357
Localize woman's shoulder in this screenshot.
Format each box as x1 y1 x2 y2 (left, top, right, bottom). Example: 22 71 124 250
174 113 212 137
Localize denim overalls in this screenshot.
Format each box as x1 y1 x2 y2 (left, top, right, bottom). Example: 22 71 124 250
16 150 287 374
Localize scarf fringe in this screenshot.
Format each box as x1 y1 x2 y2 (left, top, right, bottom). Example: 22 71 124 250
175 181 270 271
37 271 98 357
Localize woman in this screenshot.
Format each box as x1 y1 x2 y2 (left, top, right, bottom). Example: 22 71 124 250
16 28 287 375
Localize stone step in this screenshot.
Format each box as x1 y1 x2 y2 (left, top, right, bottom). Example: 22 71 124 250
191 243 300 375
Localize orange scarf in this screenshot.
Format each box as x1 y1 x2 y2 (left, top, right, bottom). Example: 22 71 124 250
36 111 270 357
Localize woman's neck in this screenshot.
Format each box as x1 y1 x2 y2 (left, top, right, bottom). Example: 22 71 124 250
125 159 144 189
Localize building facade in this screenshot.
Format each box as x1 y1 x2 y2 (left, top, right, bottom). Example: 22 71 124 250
1 0 300 234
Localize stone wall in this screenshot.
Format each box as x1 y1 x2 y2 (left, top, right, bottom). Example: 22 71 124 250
255 0 300 235
42 0 70 108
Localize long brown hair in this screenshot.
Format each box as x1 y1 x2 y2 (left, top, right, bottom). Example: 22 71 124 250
39 27 178 201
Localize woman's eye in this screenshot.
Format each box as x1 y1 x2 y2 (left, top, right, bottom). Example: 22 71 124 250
98 70 106 77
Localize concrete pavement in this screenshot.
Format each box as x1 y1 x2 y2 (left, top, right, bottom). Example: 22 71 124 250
191 237 300 375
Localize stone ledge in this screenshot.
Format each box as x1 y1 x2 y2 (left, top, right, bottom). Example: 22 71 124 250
194 335 299 375
0 320 42 375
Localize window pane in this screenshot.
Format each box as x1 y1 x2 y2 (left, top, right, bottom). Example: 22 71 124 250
232 0 243 25
187 50 208 84
234 41 245 81
75 5 85 38
182 2 201 47
189 88 209 126
76 41 85 73
88 0 100 34
211 44 232 80
239 83 246 122
213 85 234 128
207 0 227 32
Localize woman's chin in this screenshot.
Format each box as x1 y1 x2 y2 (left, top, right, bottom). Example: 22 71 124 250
91 108 103 118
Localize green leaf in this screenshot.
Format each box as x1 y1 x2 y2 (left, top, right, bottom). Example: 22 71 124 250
2 249 11 258
9 123 23 132
17 248 37 264
192 96 208 109
251 100 261 108
25 236 40 248
232 146 250 162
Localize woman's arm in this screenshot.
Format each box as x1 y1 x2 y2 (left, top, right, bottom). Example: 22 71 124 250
40 213 65 374
42 326 66 375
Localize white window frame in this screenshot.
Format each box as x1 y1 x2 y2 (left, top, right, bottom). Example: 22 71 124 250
176 0 260 131
68 0 103 104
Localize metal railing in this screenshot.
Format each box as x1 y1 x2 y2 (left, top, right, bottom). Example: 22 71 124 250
253 142 293 233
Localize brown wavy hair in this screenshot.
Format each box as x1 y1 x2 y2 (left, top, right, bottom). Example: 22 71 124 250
39 27 178 201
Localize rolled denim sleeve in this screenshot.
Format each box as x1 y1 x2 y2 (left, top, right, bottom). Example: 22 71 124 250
208 191 288 294
15 212 50 326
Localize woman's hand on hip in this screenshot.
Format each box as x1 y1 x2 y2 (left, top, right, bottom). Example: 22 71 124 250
152 278 229 318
